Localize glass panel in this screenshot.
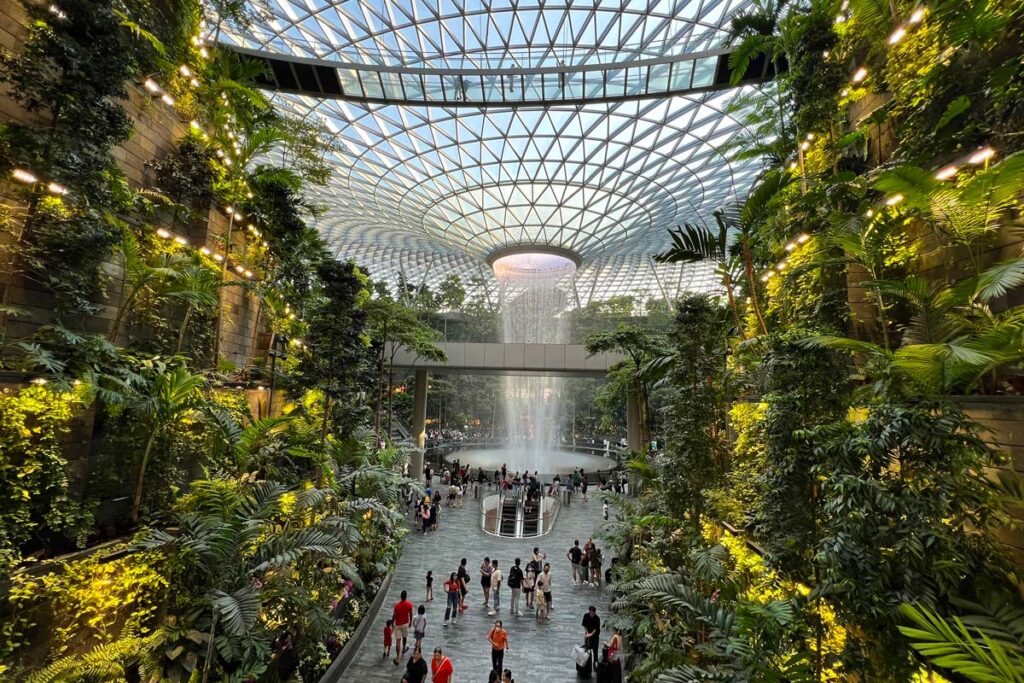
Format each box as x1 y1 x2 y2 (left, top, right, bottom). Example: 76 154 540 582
669 60 693 90
483 74 503 102
648 62 671 93
522 73 542 101
586 70 605 98
692 56 717 88
625 67 645 96
422 73 445 101
360 71 384 99
337 68 363 96
502 74 523 101
379 71 403 99
401 72 423 100
564 70 585 100
543 72 564 100
605 67 627 97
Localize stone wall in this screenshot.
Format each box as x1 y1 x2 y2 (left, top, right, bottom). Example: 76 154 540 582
0 0 266 368
958 397 1024 566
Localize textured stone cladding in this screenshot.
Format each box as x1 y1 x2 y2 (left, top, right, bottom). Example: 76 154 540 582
957 398 1024 567
0 0 266 368
844 92 1024 341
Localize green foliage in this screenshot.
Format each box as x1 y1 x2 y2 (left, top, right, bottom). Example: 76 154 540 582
816 402 1008 678
753 331 850 581
899 601 1024 682
659 295 729 526
0 385 89 573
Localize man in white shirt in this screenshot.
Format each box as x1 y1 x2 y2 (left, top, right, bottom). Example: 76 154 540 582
489 560 503 616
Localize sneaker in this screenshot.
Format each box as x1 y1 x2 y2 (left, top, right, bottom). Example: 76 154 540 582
444 620 449 627
451 618 456 624
516 610 524 616
487 609 496 616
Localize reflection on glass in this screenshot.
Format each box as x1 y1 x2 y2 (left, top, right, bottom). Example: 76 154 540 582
360 71 384 99
692 56 717 88
422 73 444 101
401 73 423 99
379 72 403 99
337 68 362 96
648 62 670 92
670 61 693 90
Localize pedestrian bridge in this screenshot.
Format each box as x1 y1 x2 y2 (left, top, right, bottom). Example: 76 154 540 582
389 342 624 378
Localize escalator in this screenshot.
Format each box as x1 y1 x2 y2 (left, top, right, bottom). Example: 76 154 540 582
499 496 518 536
522 498 540 536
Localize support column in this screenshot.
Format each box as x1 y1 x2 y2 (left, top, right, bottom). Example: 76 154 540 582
626 390 642 452
411 368 428 480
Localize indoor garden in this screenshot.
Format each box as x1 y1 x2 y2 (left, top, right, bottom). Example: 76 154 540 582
0 0 1022 681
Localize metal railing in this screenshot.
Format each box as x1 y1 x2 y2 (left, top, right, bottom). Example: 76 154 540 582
480 486 560 538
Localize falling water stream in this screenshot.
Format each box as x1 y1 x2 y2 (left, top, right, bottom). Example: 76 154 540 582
492 252 577 474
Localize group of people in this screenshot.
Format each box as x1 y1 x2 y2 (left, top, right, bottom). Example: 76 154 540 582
566 537 606 587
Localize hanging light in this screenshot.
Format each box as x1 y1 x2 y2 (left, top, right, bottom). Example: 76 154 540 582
12 168 38 184
968 147 995 165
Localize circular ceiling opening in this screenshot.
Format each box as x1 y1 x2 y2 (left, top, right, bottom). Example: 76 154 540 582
488 246 580 279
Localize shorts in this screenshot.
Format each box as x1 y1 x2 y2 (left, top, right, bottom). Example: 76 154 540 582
414 631 425 640
394 623 409 640
481 576 491 588
543 591 552 604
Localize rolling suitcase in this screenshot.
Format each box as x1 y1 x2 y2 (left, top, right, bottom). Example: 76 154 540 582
574 644 592 678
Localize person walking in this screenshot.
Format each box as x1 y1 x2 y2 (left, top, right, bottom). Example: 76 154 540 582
457 558 470 612
443 572 461 625
581 471 589 501
430 647 454 683
402 647 428 683
420 497 431 535
582 605 601 672
523 562 536 609
383 619 394 660
480 557 494 606
425 571 434 602
430 497 440 531
489 560 502 616
534 581 548 622
567 540 583 586
507 558 524 616
580 546 591 587
488 619 509 673
392 590 415 664
590 546 603 586
412 604 427 652
536 563 553 617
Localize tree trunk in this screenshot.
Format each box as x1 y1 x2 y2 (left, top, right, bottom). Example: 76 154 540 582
174 304 194 355
211 211 236 367
202 609 219 683
130 427 160 524
741 234 769 336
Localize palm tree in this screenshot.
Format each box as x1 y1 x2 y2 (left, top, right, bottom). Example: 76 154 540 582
135 479 361 682
108 235 182 343
169 259 221 355
128 365 206 523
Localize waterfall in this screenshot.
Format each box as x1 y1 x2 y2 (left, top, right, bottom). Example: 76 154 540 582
493 252 576 474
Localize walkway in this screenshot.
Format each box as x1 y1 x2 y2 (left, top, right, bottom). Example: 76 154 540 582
343 487 614 681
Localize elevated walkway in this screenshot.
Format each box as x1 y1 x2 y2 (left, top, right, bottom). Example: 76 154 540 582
389 341 623 377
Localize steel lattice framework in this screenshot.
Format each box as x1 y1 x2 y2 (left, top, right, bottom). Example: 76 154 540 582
223 0 768 303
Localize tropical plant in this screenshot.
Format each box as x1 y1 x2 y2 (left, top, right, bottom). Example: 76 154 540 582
126 365 206 522
899 600 1024 683
135 478 363 682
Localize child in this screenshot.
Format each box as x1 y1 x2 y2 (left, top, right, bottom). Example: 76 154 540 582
523 564 535 609
426 570 434 602
534 583 548 622
412 605 428 652
383 619 394 659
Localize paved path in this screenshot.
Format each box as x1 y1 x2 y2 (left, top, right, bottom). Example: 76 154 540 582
345 488 613 682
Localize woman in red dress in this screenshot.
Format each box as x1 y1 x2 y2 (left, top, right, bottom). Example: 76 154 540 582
430 647 454 683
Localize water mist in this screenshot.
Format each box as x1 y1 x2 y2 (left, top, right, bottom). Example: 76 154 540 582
491 251 577 475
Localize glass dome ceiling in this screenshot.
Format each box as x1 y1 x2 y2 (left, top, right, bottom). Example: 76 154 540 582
221 0 767 302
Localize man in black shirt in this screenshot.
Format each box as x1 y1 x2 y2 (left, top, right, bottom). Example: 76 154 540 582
508 558 524 616
581 605 601 671
567 540 583 585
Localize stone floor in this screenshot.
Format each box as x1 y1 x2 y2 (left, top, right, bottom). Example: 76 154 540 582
342 487 613 682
